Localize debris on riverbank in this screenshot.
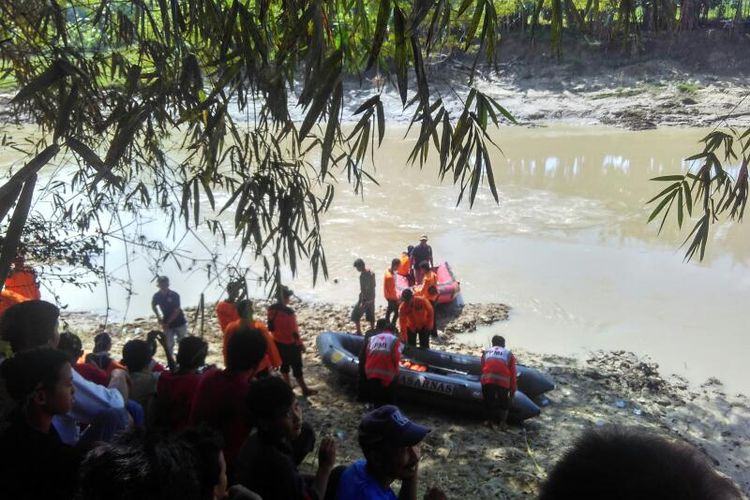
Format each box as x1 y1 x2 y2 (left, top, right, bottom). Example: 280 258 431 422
62 298 749 498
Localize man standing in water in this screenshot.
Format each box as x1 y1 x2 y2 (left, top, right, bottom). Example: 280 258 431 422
480 335 517 429
151 276 188 356
411 235 433 285
352 259 376 335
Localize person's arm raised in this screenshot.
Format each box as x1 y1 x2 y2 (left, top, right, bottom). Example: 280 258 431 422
312 436 336 499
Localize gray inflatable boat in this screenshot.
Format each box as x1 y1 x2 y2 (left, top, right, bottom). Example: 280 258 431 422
316 331 554 422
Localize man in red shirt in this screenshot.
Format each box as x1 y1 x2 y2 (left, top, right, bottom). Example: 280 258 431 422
267 287 317 396
480 335 517 429
189 327 267 477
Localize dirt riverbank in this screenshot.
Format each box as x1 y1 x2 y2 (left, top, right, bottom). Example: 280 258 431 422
62 299 749 498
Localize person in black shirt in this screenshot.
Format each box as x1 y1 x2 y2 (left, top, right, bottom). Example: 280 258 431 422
151 276 188 356
0 348 82 499
236 377 336 500
352 259 376 335
411 235 434 285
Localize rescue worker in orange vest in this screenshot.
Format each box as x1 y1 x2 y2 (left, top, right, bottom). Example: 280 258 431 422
397 245 415 286
398 289 434 349
267 286 318 396
5 255 41 301
215 280 243 332
383 258 400 330
223 299 281 377
480 335 517 429
359 318 401 407
417 261 439 339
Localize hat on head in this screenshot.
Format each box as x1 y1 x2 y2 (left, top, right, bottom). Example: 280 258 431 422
358 405 430 448
419 234 428 241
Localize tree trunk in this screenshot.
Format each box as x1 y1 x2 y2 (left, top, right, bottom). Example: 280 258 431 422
0 175 37 290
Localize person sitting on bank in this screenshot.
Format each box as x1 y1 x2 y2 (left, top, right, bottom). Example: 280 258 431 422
411 235 433 285
352 258 376 335
189 327 267 478
383 258 401 329
539 427 743 499
153 336 209 431
0 348 82 499
359 319 401 408
86 331 127 377
236 376 337 500
336 405 446 500
223 299 281 377
151 276 188 356
398 289 434 350
58 331 108 387
267 286 317 396
121 339 160 415
0 301 130 447
480 335 517 429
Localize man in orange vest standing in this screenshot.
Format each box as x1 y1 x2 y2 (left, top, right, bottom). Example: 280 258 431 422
398 289 434 349
361 319 401 407
383 258 400 330
480 335 517 429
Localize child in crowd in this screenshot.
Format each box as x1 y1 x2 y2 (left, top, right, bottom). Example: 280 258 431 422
58 331 108 386
236 376 336 500
154 336 209 430
0 348 81 498
121 339 160 413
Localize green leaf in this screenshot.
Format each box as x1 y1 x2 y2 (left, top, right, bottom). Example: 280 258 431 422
366 0 391 70
650 175 686 182
647 191 676 224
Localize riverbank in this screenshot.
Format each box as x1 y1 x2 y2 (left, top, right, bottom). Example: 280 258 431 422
62 299 749 498
431 30 750 131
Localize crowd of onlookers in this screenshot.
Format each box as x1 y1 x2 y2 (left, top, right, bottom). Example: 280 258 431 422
0 290 744 499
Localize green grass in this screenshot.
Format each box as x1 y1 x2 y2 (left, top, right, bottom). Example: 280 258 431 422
677 82 701 94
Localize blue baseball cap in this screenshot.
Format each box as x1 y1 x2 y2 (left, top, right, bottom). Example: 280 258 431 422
358 405 431 447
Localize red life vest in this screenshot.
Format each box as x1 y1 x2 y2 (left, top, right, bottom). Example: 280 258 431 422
364 332 401 385
481 346 516 389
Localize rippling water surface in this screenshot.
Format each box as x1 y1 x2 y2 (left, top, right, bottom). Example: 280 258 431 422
2 126 748 394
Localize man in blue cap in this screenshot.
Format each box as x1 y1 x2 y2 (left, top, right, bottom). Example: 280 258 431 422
336 405 446 500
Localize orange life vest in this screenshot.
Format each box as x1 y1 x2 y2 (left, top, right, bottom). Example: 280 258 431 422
383 269 398 301
418 270 439 302
398 297 434 340
5 270 41 301
364 332 401 385
481 346 517 390
397 253 411 276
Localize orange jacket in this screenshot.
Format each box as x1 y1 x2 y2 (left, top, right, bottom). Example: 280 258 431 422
5 270 41 301
364 332 401 386
223 319 281 372
398 297 434 340
397 253 411 276
418 270 439 302
383 269 398 301
267 303 302 345
215 301 240 333
481 346 517 391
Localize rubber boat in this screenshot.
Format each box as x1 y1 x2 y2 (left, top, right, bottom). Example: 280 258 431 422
317 332 555 422
396 261 461 305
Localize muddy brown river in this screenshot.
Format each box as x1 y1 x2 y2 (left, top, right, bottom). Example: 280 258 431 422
2 125 748 395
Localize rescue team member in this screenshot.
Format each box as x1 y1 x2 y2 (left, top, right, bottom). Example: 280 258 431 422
151 276 188 356
352 258 376 335
337 405 447 500
417 262 439 338
215 280 243 332
223 299 281 377
411 234 433 284
0 255 42 318
480 335 517 429
398 289 434 349
383 258 400 329
397 245 415 286
359 319 401 407
267 286 318 397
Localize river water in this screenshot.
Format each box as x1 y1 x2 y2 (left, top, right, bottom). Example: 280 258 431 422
2 125 749 395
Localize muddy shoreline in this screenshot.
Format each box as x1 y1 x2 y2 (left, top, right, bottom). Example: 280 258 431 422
62 299 749 498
